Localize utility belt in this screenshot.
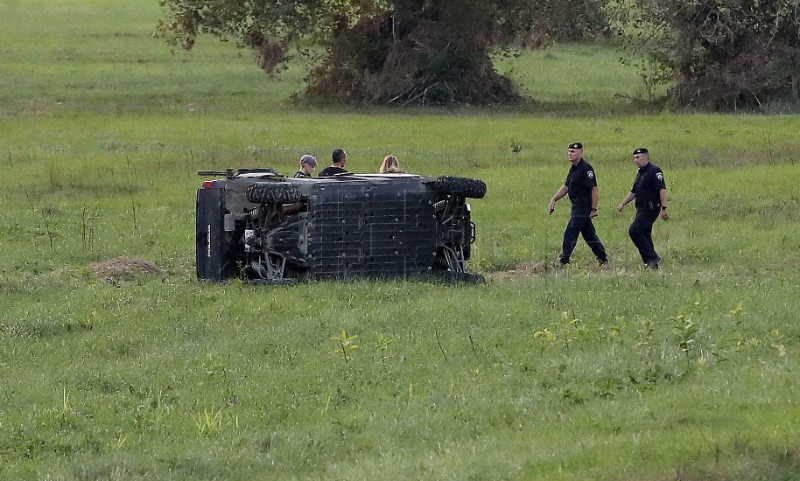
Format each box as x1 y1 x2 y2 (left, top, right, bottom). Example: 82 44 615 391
570 201 592 211
636 200 661 210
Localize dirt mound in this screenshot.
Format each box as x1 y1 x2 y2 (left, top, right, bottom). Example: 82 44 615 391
486 261 550 281
90 257 161 282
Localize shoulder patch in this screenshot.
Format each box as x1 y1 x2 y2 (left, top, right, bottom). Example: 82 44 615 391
587 170 595 179
656 172 664 181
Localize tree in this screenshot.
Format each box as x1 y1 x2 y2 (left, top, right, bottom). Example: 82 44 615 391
157 0 607 105
614 0 800 110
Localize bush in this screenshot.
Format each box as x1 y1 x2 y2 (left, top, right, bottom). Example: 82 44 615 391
614 0 800 111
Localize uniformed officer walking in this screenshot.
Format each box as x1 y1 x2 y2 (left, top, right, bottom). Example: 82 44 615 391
548 142 608 266
616 147 670 268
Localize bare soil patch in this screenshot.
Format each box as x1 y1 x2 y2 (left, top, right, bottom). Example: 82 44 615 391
486 261 550 281
90 257 161 282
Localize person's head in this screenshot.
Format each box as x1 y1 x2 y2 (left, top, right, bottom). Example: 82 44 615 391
567 143 583 164
332 149 347 166
380 155 400 173
299 154 317 175
632 147 650 168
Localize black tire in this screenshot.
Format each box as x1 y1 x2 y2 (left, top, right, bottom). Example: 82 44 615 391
246 182 302 205
434 176 487 199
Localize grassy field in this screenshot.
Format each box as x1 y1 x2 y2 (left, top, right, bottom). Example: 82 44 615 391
2 1 800 480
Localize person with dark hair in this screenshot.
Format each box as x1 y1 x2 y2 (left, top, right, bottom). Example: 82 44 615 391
548 142 608 266
319 148 350 176
617 147 670 269
294 154 317 178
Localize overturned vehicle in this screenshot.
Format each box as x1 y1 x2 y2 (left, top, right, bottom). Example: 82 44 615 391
196 169 487 284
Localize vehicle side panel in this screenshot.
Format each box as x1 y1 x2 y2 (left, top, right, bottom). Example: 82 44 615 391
306 179 438 279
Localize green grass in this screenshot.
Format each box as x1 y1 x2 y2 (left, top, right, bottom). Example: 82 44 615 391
494 42 663 112
1 1 800 480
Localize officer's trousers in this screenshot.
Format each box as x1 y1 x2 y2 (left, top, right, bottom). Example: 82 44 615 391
560 204 607 264
629 206 660 264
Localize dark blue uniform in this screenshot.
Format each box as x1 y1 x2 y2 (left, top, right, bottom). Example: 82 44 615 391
629 162 667 266
560 159 607 265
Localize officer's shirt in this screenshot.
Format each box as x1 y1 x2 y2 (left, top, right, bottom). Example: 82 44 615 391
564 159 598 205
632 162 667 207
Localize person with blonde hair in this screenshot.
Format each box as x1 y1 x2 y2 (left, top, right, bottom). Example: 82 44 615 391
379 155 402 173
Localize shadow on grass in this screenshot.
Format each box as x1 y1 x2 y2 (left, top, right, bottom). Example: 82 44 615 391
292 93 668 117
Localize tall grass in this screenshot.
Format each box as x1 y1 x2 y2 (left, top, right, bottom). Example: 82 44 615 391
1 1 800 480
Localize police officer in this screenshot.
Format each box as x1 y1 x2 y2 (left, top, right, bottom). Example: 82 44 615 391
616 147 670 268
548 142 608 266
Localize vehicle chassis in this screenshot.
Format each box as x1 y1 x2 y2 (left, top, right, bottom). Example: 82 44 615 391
196 169 486 284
